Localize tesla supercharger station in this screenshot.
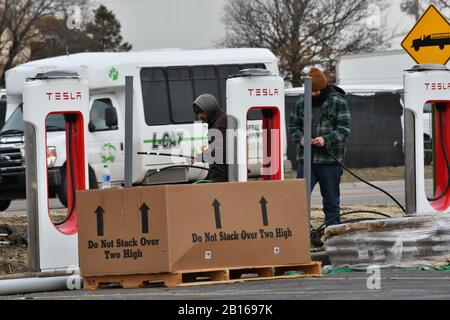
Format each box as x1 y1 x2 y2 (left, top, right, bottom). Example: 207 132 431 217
226 69 285 182
23 71 89 272
404 64 450 214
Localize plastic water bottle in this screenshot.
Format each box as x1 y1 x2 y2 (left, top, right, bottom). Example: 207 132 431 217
102 164 111 189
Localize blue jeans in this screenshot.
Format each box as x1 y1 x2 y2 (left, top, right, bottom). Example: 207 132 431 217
297 163 343 227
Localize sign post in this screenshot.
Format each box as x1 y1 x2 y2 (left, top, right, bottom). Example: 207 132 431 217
402 5 450 215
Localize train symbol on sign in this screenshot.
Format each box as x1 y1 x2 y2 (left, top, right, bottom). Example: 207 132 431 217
412 33 450 51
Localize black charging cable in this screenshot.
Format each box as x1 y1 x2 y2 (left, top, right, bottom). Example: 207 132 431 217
426 104 450 202
325 149 406 213
54 115 77 226
138 151 227 176
144 164 227 182
322 104 449 211
309 143 406 239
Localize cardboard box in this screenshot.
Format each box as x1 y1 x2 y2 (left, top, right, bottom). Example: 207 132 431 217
76 180 310 277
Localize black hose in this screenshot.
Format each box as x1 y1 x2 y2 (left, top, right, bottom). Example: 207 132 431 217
145 164 227 182
54 122 76 226
311 105 450 238
326 149 406 213
306 144 405 239
138 151 227 175
427 107 450 202
138 151 201 161
314 218 380 233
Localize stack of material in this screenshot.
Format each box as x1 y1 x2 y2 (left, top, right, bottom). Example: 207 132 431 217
323 214 450 268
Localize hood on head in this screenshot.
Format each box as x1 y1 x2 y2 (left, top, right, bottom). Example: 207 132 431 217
193 94 222 122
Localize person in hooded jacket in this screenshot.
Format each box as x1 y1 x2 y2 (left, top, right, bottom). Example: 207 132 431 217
288 67 351 227
193 94 229 182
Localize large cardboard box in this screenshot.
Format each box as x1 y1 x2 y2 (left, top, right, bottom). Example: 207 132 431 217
77 180 310 277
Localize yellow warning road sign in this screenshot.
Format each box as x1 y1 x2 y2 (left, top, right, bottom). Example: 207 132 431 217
402 5 450 65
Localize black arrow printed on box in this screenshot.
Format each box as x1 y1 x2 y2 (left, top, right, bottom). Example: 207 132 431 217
212 199 222 230
95 206 105 237
140 203 150 234
260 197 269 227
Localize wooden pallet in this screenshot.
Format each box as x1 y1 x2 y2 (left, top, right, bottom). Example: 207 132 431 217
83 261 322 290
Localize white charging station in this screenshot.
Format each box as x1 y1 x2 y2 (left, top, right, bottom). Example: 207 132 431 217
404 64 450 214
226 69 285 182
23 71 89 272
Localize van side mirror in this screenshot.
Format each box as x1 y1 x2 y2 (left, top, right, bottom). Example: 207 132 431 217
105 107 118 128
88 121 96 132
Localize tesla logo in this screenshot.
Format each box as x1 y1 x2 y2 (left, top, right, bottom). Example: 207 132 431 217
425 83 450 91
46 92 82 101
248 88 280 97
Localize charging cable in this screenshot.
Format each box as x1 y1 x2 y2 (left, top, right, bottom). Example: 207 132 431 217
54 115 77 226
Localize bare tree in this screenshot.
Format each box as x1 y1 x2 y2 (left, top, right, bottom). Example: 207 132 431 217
0 1 52 85
400 0 450 19
221 0 391 86
436 0 450 8
400 0 422 20
0 1 11 35
29 15 93 61
0 0 92 86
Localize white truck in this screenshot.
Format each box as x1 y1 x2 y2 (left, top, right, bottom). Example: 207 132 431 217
336 50 416 87
0 48 280 211
337 50 435 135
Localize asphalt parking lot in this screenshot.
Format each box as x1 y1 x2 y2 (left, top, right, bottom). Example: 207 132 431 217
2 269 450 300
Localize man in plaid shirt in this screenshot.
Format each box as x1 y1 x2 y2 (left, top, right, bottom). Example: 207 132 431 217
288 67 351 227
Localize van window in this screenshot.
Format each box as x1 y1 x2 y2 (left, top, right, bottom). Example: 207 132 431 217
141 68 171 125
46 115 66 132
193 66 220 101
0 105 66 135
140 64 267 126
217 65 241 109
168 67 195 124
90 99 118 132
217 64 266 108
0 105 24 135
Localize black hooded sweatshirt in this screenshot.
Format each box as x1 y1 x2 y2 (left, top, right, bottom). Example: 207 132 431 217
193 94 228 182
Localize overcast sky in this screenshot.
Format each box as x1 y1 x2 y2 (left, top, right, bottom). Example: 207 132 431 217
387 0 418 49
97 0 228 51
97 0 419 52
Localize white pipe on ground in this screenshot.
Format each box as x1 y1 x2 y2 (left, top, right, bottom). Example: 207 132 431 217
0 275 82 296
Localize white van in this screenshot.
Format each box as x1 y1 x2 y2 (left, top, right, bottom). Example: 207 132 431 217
0 48 280 210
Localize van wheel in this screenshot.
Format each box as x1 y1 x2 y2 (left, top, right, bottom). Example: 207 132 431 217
57 165 99 208
0 200 11 212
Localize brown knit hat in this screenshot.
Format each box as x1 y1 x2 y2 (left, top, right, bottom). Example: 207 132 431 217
308 67 328 91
